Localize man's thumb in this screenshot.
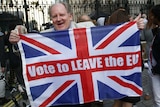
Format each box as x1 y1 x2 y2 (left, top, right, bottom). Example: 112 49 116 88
134 14 141 21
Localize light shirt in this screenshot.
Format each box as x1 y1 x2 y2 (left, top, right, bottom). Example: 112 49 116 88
77 21 95 28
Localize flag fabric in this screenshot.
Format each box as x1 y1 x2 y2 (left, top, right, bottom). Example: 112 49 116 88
18 21 142 107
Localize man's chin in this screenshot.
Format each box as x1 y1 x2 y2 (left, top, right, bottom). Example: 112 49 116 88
56 26 67 31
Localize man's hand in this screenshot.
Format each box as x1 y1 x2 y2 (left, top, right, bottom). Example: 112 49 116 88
9 29 20 44
134 14 145 30
9 25 27 44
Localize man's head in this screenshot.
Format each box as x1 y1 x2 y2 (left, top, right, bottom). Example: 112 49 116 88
49 2 73 31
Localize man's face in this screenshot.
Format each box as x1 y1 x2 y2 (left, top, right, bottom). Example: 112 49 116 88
50 3 73 31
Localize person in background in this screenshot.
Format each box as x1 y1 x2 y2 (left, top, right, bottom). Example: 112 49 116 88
140 13 153 66
4 24 28 101
107 8 130 24
104 8 144 107
77 14 95 28
104 15 110 26
97 17 105 26
78 14 92 22
0 31 9 105
140 13 153 101
0 31 5 73
147 4 160 107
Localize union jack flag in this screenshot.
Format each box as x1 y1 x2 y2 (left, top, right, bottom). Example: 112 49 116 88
18 21 142 107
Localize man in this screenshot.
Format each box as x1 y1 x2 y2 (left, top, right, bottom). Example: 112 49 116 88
9 2 145 107
9 2 101 107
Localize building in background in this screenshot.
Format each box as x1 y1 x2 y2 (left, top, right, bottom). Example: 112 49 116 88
0 0 159 32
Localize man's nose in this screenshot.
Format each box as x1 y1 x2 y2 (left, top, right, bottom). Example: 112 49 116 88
57 15 61 21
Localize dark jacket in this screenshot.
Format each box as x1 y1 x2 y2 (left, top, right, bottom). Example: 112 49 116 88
4 32 21 69
0 33 5 67
152 28 160 74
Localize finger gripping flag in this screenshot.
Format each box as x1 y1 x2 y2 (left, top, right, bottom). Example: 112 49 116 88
18 21 142 107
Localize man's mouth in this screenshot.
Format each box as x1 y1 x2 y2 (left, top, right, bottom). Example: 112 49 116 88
57 22 64 26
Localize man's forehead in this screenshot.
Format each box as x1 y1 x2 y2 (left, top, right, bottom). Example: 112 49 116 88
52 3 66 10
51 3 67 13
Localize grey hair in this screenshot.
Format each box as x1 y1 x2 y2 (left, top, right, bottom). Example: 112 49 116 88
48 2 72 18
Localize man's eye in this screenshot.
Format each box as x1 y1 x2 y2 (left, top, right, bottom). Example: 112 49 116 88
52 16 56 18
60 14 65 17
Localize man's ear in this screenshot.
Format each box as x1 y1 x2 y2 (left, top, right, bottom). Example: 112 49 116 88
69 13 73 21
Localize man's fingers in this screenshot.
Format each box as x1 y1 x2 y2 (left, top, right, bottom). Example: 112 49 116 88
15 25 27 34
134 14 141 21
9 30 20 44
135 14 145 30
